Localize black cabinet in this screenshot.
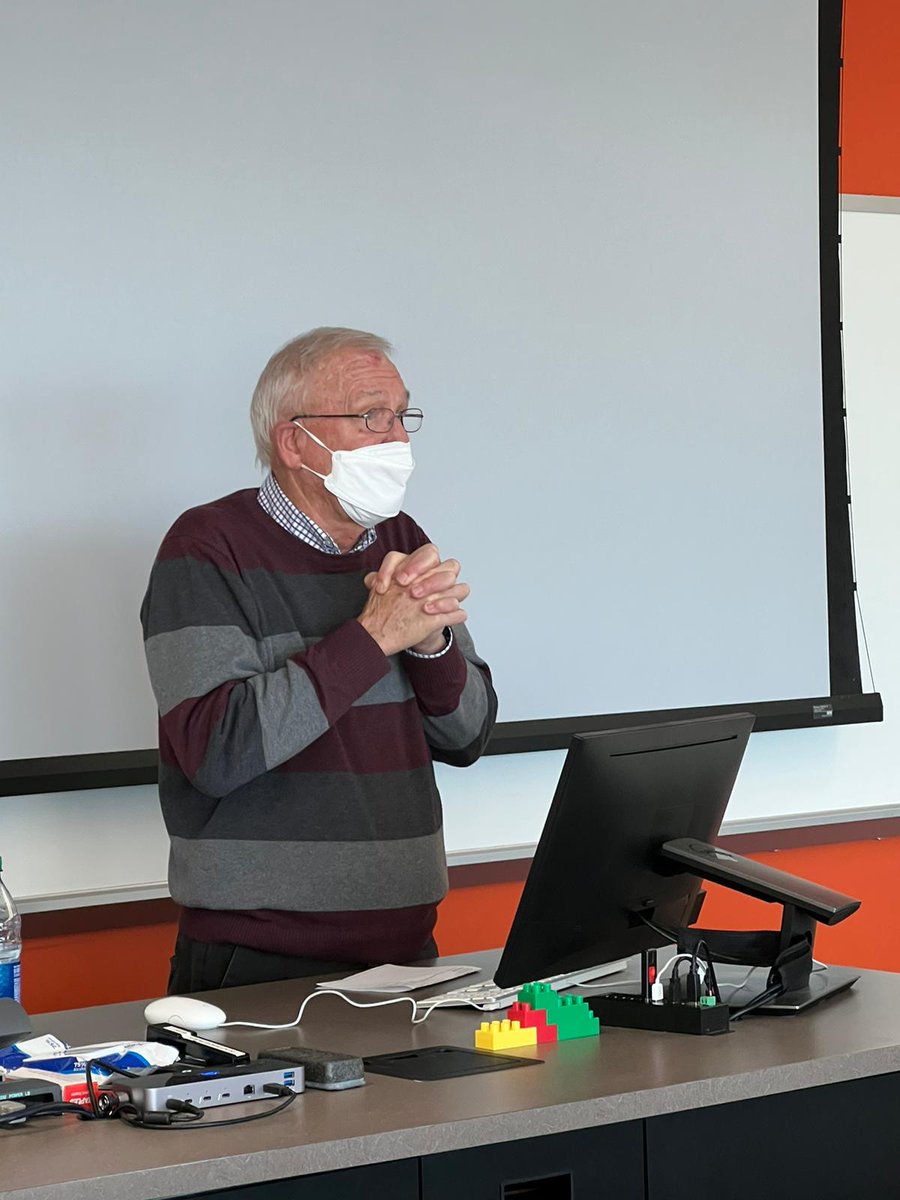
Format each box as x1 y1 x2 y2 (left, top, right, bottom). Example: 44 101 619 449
178 1158 418 1200
645 1072 900 1200
422 1122 645 1199
176 1072 900 1200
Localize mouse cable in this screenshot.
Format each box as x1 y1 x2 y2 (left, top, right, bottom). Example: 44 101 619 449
224 980 658 1029
222 988 526 1029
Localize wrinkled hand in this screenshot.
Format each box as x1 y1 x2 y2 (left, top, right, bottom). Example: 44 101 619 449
359 544 470 656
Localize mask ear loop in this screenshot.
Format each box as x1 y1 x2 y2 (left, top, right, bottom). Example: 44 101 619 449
291 419 332 480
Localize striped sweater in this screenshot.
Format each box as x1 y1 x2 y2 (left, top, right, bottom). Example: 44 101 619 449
140 488 497 961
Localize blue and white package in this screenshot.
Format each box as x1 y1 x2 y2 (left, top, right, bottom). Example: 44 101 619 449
0 1034 68 1072
1 1038 179 1076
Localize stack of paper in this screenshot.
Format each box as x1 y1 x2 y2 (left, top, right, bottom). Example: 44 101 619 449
316 964 480 994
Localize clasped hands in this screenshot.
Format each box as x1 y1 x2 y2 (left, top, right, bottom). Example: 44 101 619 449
357 543 469 657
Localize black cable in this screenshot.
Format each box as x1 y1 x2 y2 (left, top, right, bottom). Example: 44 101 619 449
690 941 701 1000
638 913 678 942
115 1102 202 1128
85 1057 135 1118
0 1102 97 1127
668 956 692 1004
731 982 785 1020
692 939 722 1003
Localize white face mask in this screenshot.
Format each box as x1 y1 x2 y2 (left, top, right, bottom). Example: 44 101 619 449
293 421 415 529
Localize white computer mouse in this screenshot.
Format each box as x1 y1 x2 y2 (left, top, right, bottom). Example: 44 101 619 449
143 995 228 1031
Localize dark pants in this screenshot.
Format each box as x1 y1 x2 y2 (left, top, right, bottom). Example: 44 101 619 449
167 932 439 995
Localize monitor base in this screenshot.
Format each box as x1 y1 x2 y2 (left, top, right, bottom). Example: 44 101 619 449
715 963 859 1013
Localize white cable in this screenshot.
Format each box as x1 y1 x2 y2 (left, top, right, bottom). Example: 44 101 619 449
221 988 501 1030
574 978 640 990
717 963 759 999
222 975 663 1031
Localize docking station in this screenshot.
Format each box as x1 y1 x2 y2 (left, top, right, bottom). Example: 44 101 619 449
105 1058 305 1113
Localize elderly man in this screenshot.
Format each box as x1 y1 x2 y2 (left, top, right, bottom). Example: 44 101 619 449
141 327 497 992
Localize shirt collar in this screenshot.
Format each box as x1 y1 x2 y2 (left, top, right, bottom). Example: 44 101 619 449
258 472 377 555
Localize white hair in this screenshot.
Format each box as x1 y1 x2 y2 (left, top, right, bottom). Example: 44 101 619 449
249 327 394 468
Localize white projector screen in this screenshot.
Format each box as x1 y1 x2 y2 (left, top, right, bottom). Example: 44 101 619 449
0 0 868 782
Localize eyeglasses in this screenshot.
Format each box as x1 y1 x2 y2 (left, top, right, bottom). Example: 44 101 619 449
290 408 424 434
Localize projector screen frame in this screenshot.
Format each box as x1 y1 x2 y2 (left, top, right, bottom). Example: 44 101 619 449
0 0 881 799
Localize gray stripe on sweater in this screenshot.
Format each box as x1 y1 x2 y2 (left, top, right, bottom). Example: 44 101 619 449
246 664 331 772
144 556 372 640
145 625 266 716
161 764 441 842
146 626 413 717
168 831 449 912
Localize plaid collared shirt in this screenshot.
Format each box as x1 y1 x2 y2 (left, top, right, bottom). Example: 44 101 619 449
257 472 377 555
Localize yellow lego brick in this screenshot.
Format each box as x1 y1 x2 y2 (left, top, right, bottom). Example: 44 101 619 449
474 1018 539 1051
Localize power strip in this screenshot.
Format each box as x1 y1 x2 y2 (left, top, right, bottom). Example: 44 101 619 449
0 1076 63 1106
587 993 731 1035
107 1059 305 1113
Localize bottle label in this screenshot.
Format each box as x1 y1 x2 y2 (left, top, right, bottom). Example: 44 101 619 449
0 961 21 1002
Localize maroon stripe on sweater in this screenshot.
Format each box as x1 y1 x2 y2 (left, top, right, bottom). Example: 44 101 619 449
156 490 430 576
402 639 470 717
159 682 238 778
277 696 434 775
180 903 438 963
295 619 390 725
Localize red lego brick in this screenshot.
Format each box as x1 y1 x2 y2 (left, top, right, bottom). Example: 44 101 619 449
507 1001 558 1043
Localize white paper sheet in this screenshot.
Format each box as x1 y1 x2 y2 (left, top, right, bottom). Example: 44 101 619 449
315 963 481 993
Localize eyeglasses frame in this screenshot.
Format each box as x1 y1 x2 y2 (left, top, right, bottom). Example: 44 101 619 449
289 408 424 433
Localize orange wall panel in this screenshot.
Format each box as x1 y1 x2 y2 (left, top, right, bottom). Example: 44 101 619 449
434 880 522 957
21 837 900 1014
841 0 900 196
21 923 174 1015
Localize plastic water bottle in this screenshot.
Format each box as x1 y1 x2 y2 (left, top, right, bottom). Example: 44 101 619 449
0 856 22 1002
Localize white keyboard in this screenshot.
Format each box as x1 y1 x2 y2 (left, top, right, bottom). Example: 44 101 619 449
421 960 629 1011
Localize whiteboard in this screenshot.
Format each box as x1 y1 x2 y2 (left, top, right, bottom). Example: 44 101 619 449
0 0 836 767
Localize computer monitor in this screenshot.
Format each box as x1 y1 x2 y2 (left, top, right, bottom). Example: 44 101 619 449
494 712 860 1017
495 713 754 987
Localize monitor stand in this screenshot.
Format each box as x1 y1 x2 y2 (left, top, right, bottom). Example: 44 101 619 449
714 962 859 1013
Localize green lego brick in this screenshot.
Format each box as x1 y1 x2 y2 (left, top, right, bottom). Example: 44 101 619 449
550 994 601 1040
518 981 563 1012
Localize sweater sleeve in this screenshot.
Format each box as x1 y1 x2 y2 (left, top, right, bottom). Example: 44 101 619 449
140 536 389 797
402 622 498 767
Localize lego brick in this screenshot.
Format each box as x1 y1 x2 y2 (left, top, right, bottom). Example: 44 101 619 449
517 982 563 1013
507 1002 558 1044
550 995 601 1041
474 1019 539 1052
